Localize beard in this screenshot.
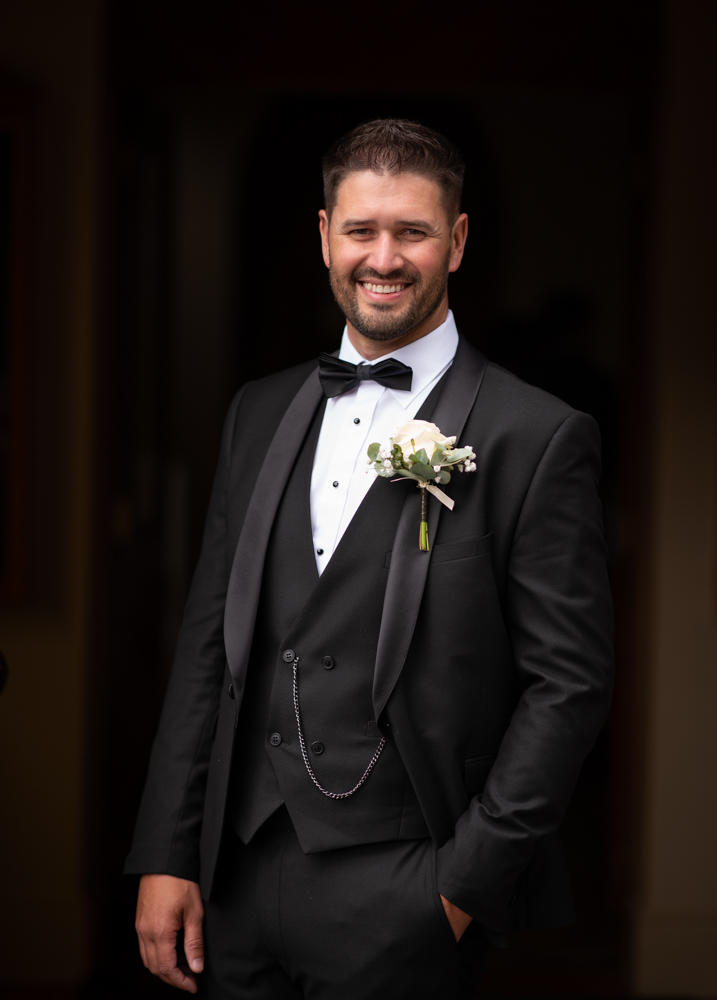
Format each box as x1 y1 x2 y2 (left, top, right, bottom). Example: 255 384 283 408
328 251 451 342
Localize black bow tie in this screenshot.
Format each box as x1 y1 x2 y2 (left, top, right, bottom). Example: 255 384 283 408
318 352 413 398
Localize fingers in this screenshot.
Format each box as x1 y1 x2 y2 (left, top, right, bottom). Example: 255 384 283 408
154 931 180 985
140 931 198 993
159 961 199 993
183 913 205 975
135 874 204 993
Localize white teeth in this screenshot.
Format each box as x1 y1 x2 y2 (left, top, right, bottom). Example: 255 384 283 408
362 282 405 294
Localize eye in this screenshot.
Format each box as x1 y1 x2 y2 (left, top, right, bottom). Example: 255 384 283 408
401 229 425 238
349 228 372 236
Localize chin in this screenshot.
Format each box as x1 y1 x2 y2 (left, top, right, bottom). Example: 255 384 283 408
352 308 411 341
355 326 414 343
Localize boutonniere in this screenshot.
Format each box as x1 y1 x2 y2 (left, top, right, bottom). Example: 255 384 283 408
367 419 476 551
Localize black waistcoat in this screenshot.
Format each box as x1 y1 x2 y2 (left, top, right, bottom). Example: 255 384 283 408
230 398 431 852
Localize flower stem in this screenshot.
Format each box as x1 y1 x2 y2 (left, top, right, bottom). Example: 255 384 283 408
419 486 429 551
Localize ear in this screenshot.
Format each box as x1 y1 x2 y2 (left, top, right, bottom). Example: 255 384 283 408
448 213 468 273
319 209 331 269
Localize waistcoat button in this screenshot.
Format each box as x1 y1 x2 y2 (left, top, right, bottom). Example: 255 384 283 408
282 649 295 662
270 733 282 746
322 656 334 669
311 741 324 754
228 683 235 699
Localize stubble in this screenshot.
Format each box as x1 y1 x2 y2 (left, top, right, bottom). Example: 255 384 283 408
328 250 452 342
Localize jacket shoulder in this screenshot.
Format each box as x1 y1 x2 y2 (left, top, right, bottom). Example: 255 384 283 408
240 358 318 408
457 337 577 430
474 358 600 454
481 360 576 425
461 352 599 470
228 360 317 450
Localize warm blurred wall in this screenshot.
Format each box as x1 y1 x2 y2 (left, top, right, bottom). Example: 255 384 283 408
0 0 104 986
0 0 716 995
633 1 717 996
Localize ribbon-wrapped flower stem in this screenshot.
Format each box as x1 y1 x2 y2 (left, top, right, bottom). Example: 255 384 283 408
420 485 429 551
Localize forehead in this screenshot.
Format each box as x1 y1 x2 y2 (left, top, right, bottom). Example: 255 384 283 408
333 170 445 221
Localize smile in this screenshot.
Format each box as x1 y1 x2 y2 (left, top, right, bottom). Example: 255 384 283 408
358 281 412 299
361 282 407 293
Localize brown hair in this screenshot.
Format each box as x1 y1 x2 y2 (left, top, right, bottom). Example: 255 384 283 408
322 118 465 221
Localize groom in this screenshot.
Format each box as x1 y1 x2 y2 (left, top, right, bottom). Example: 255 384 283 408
126 119 614 998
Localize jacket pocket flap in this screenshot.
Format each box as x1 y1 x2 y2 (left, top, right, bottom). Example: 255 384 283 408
430 532 493 564
385 532 493 569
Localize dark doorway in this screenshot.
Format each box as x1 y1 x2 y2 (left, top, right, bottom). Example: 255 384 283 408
88 3 659 992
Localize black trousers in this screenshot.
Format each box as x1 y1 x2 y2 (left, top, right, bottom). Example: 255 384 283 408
201 807 489 999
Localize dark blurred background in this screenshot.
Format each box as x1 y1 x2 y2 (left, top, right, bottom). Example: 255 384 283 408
1 1 716 997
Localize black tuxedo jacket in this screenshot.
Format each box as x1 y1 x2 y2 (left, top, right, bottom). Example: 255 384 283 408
125 337 614 935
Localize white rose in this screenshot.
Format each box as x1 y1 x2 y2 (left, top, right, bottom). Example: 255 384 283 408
390 420 453 463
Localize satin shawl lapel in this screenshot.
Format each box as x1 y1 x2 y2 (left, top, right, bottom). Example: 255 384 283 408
372 338 487 720
224 367 324 702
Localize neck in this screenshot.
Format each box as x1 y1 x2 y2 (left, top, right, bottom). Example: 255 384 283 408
346 295 449 361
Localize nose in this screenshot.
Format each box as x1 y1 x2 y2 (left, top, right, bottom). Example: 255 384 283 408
365 232 404 276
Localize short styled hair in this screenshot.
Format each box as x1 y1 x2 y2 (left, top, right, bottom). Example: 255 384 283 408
322 118 465 221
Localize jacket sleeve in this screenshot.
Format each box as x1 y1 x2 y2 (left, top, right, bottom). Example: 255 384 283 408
123 385 248 881
435 410 614 931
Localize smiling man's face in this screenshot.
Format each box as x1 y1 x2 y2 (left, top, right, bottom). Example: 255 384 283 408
319 170 468 358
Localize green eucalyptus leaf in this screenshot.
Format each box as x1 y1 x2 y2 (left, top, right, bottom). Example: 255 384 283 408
409 462 434 481
435 469 451 485
444 448 471 464
367 442 381 461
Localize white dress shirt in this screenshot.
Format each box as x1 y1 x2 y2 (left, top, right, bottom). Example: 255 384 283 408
310 310 459 575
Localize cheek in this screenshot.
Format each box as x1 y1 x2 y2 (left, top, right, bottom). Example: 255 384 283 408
405 244 448 279
329 238 367 273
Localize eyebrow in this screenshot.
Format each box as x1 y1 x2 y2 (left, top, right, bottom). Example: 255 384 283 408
396 219 434 229
341 218 435 229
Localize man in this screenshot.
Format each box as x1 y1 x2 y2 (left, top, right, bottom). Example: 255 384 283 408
126 119 614 998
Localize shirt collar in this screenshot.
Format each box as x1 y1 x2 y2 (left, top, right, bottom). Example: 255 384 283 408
337 310 459 409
